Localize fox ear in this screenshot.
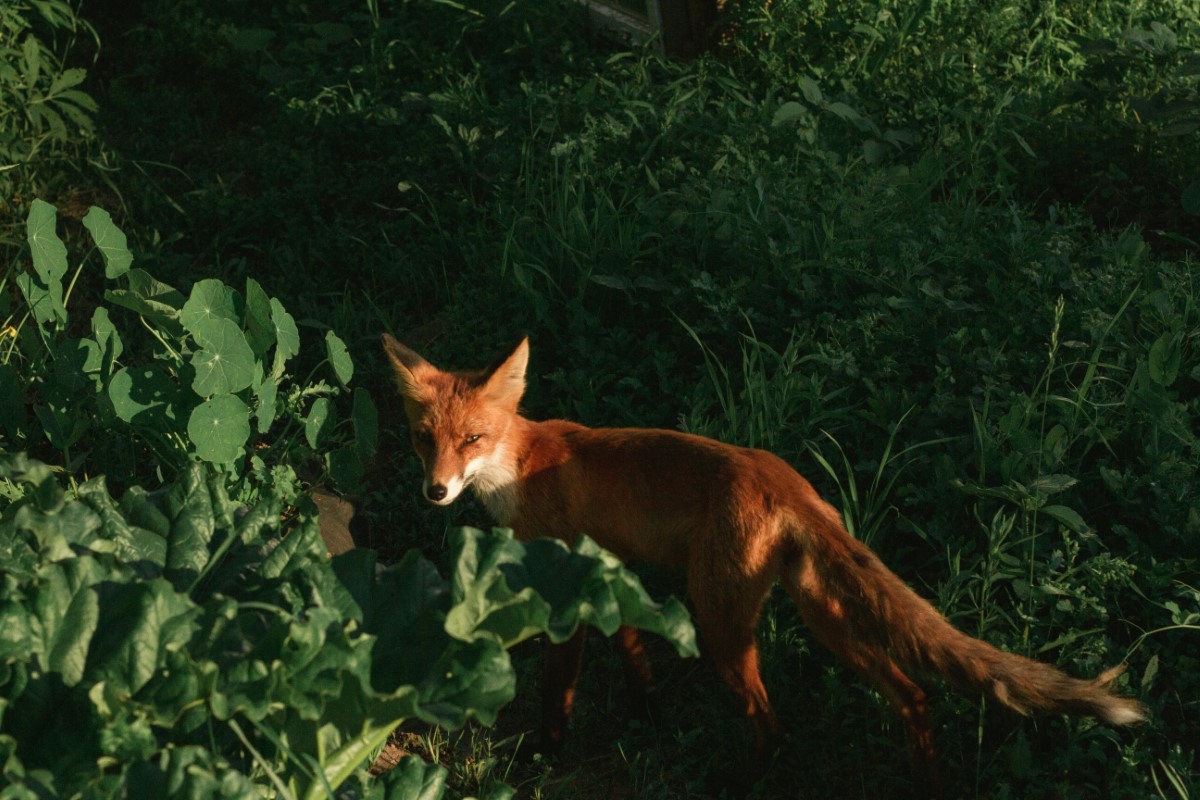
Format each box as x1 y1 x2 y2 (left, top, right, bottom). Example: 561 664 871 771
483 336 529 408
381 333 433 400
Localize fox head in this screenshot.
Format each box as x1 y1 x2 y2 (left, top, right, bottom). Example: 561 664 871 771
381 334 527 509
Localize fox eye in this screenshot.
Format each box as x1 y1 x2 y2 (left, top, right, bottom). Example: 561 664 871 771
414 430 433 445
464 434 481 446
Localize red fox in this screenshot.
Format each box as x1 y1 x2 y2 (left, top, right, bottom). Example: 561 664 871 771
382 334 1146 794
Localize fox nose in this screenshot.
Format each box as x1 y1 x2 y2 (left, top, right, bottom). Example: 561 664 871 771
426 484 448 502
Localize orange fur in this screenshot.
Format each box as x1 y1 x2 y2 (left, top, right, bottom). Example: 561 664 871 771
382 334 1147 794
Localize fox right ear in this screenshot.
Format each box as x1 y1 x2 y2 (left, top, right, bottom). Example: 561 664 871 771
381 333 432 400
482 336 529 409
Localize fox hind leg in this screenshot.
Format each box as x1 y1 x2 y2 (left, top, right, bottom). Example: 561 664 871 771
869 659 942 798
687 566 781 778
536 625 659 758
786 571 943 797
539 628 588 754
614 625 661 724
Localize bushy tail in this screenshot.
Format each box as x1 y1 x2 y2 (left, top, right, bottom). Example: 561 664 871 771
792 519 1148 726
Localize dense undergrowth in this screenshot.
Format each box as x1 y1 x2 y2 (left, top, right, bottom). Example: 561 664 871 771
2 0 1198 797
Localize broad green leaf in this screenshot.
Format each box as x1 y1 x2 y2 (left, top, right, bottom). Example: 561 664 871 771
81 207 134 279
325 330 353 386
16 271 67 325
95 704 158 761
1148 332 1182 387
826 101 874 132
48 67 87 94
1131 361 1174 417
56 91 98 132
24 33 42 87
181 279 239 343
243 278 275 356
26 199 67 284
772 100 811 127
190 318 256 397
108 365 182 426
332 549 453 691
0 596 35 663
309 720 420 800
135 635 222 726
206 631 278 722
1124 24 1177 53
85 578 199 694
275 606 367 720
128 270 183 307
119 485 171 539
0 454 62 511
122 744 258 799
104 269 185 324
1026 474 1077 498
352 388 378 460
1142 654 1160 692
399 636 515 729
1042 504 1089 534
34 401 89 451
270 297 299 378
254 376 278 434
0 364 26 436
161 464 238 589
445 529 698 656
32 558 102 685
164 464 217 579
330 548 423 622
306 397 334 449
46 337 92 396
0 676 92 784
799 75 823 104
369 743 452 799
76 477 168 567
327 447 363 491
188 394 251 463
87 307 123 375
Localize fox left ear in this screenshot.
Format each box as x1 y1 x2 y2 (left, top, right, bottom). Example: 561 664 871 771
483 336 529 408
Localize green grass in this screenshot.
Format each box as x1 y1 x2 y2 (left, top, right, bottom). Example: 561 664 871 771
3 0 1198 797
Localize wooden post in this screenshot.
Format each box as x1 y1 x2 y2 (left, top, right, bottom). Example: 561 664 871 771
656 0 717 58
575 0 718 59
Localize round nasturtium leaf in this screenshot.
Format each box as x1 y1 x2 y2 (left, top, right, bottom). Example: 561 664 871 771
109 365 180 426
325 330 353 386
90 307 124 369
254 377 278 435
190 318 257 397
243 278 275 356
270 298 299 363
181 279 239 343
188 394 251 463
82 206 134 279
27 198 68 284
305 397 333 449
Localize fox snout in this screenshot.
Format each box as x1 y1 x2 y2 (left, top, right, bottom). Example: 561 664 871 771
420 470 465 506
